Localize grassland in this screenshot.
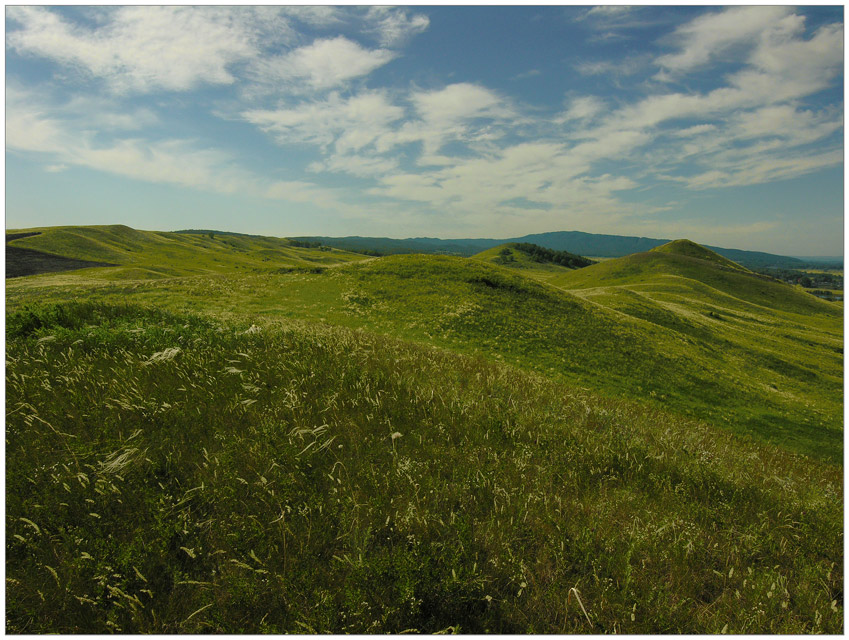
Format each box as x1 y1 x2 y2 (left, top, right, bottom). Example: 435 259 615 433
5 227 843 633
5 225 368 279
9 241 841 461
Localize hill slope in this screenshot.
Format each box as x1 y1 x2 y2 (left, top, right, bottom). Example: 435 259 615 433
5 228 843 633
8 244 842 462
472 242 594 272
650 239 749 271
6 225 367 279
549 240 835 316
298 231 809 269
5 301 842 633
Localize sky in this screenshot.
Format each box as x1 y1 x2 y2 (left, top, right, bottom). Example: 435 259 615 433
5 5 844 256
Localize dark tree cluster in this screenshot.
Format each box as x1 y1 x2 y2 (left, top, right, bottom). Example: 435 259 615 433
288 239 324 249
508 243 595 268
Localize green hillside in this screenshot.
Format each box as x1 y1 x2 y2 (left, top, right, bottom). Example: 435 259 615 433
5 227 842 632
6 225 367 279
7 242 842 462
650 239 749 272
548 241 834 316
473 243 594 272
5 301 842 633
299 230 811 270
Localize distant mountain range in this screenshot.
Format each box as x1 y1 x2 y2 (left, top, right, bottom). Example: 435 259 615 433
295 230 839 270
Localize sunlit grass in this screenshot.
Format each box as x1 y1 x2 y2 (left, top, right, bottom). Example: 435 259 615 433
7 249 842 462
5 301 843 633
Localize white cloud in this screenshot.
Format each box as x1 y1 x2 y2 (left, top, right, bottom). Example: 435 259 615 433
673 124 717 138
383 83 516 156
368 139 641 221
678 149 843 191
365 7 430 47
730 105 841 145
558 96 606 123
412 83 506 123
249 37 396 92
243 90 404 151
513 69 542 80
583 6 636 19
278 6 343 29
7 6 267 93
731 22 843 102
6 86 372 212
308 154 400 178
6 6 429 98
656 6 796 74
574 54 652 78
8 5 839 238
564 8 844 194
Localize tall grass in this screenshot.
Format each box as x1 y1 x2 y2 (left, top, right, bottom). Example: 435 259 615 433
6 302 842 633
8 253 840 462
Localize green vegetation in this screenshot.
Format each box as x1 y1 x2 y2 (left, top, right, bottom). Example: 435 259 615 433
649 239 749 272
6 301 842 633
300 230 810 270
754 267 844 292
474 243 594 271
5 228 843 633
5 225 367 279
9 245 840 461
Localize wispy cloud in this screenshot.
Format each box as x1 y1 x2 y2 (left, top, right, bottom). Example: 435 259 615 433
655 6 796 75
248 37 396 93
6 6 426 96
574 54 652 79
364 6 430 47
5 85 364 212
243 90 404 151
6 6 266 93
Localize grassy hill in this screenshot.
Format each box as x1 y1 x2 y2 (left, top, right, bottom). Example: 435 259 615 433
7 239 842 462
5 226 843 632
547 241 833 315
298 230 810 270
5 225 367 279
5 301 842 633
650 239 749 271
473 243 594 272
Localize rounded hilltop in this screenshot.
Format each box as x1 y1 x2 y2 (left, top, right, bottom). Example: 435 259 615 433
651 239 749 272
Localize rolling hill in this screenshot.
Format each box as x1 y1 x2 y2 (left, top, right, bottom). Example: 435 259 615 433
6 230 841 461
472 242 595 272
547 240 834 316
5 226 843 632
296 230 817 270
5 225 368 279
4 300 841 634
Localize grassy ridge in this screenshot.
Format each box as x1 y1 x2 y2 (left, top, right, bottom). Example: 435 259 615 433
650 239 749 272
5 225 368 279
5 302 842 633
6 250 842 461
547 246 832 316
473 243 594 271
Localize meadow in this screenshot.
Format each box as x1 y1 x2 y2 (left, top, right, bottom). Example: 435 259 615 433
5 227 844 633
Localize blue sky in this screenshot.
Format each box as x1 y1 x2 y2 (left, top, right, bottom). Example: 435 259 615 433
5 5 844 256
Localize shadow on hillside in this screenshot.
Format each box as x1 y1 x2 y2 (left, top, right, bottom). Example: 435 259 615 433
6 233 116 278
